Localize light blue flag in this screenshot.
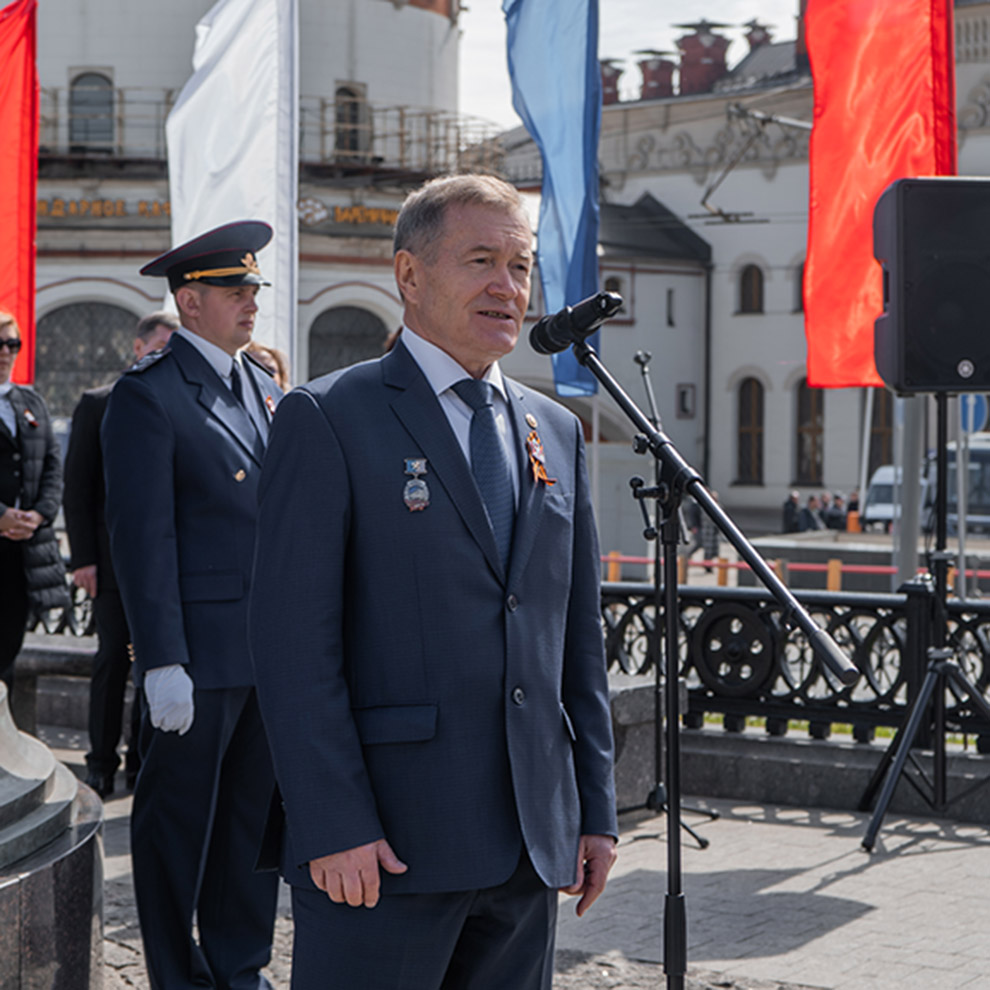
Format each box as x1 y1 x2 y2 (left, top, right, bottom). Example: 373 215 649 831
504 0 601 397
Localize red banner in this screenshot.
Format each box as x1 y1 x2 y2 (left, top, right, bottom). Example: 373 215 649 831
0 0 37 384
804 0 956 388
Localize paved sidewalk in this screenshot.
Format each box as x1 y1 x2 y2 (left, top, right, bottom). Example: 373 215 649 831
41 726 990 990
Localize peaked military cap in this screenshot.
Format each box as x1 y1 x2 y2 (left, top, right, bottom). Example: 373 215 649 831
140 220 273 292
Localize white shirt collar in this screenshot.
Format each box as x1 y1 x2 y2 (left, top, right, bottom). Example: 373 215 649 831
400 325 508 402
175 326 239 381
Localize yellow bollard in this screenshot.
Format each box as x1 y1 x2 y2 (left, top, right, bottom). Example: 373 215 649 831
773 558 787 584
716 557 729 587
846 510 860 533
607 551 621 583
826 558 842 591
677 555 688 584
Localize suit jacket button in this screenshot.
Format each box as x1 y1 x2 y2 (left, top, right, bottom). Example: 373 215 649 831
11 452 20 461
511 686 525 705
506 593 519 611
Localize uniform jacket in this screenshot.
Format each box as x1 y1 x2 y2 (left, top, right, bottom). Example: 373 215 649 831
101 333 281 687
63 383 116 589
250 340 617 896
0 385 69 611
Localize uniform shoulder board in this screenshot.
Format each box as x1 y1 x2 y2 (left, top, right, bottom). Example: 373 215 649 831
126 346 171 374
242 349 276 377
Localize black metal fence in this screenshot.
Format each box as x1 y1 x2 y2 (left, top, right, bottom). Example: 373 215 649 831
32 574 990 748
602 578 990 748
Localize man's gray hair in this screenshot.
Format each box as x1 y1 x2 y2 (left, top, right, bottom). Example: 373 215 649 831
393 173 528 260
136 310 180 342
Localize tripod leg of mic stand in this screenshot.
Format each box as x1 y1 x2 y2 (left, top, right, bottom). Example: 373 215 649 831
862 665 940 851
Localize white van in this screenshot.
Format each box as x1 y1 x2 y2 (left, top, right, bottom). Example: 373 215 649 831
861 464 934 532
947 433 990 533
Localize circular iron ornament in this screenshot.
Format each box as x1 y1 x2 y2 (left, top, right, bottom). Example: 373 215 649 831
692 603 775 698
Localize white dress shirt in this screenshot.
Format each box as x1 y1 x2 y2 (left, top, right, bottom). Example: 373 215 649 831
175 327 269 440
400 326 520 504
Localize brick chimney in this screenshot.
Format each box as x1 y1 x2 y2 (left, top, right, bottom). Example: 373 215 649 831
675 19 731 95
600 60 623 105
637 52 676 100
743 18 774 52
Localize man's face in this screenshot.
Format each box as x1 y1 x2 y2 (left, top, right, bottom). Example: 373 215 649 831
181 283 259 355
0 322 20 385
133 323 175 360
396 202 533 378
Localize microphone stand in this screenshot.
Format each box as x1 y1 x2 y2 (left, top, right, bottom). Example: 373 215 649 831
569 338 858 990
633 350 719 849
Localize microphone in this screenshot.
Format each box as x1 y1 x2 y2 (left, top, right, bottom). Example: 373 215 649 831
529 291 623 355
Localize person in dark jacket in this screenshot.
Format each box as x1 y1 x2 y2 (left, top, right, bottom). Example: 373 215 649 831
0 311 70 691
63 310 178 797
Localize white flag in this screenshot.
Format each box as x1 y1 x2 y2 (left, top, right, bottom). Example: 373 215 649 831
166 0 299 368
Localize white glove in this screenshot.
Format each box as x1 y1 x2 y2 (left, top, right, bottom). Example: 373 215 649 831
143 664 195 735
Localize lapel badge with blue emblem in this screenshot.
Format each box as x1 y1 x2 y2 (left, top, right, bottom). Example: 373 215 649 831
403 457 430 511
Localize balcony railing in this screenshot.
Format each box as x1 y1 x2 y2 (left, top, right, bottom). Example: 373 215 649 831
39 85 505 176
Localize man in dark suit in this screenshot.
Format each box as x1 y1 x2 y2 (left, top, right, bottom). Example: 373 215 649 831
102 222 282 990
63 310 178 798
250 175 617 989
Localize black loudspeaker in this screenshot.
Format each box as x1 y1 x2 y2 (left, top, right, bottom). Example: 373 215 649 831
874 177 990 393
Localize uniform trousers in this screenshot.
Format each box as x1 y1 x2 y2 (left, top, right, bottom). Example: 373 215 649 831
0 540 28 687
131 685 278 990
290 849 558 990
86 588 141 778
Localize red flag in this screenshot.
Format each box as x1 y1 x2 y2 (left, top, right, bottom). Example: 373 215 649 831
804 0 956 388
0 0 38 384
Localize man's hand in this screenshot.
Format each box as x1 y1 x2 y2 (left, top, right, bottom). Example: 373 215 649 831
72 564 98 599
308 839 409 909
560 834 617 917
143 664 195 734
0 507 41 541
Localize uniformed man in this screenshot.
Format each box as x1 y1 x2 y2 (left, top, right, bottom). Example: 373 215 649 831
101 221 282 990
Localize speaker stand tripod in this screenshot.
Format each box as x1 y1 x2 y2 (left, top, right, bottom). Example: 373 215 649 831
860 393 990 850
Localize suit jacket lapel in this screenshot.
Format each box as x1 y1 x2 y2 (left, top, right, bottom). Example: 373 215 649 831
170 335 266 466
384 343 505 580
505 380 546 583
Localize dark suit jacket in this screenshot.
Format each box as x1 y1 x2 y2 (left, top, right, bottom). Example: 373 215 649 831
250 341 617 896
63 383 116 590
101 333 281 688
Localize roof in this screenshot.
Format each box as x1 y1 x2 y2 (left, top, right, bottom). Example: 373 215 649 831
714 40 808 94
599 193 711 264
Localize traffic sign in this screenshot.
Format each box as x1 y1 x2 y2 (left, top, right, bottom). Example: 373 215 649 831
960 393 989 433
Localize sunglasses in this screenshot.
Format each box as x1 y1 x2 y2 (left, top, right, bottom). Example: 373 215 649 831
0 338 22 353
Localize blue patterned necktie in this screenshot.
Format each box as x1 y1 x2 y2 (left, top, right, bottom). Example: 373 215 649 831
452 378 515 567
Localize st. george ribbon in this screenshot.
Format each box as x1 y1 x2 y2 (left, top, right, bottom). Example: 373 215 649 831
530 291 623 355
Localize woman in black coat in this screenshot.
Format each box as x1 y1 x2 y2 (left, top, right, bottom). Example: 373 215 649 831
0 311 69 688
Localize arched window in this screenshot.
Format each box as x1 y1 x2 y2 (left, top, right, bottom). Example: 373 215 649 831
739 263 764 314
69 72 113 153
308 306 389 380
869 387 894 476
796 377 824 485
737 377 764 484
35 302 139 417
